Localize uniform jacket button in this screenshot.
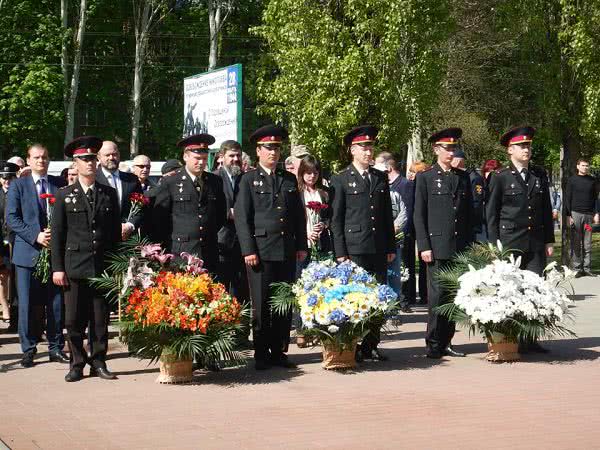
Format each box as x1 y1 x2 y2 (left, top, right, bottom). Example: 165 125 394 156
280 231 285 235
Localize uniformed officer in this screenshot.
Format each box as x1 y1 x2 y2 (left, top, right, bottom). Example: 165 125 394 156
152 134 226 275
234 125 307 370
451 148 486 241
329 125 396 361
52 136 121 382
486 126 554 352
413 128 473 359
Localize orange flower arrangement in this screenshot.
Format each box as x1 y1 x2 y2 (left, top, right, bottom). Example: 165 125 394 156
124 271 243 334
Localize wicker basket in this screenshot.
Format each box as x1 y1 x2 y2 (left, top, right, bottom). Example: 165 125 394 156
321 340 357 370
486 339 520 362
156 352 193 384
296 333 314 348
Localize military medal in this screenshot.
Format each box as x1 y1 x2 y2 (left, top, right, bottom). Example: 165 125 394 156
65 197 71 203
349 182 356 188
510 183 515 189
181 175 186 180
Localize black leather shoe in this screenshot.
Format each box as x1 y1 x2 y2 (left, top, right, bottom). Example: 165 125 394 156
400 305 414 313
443 346 466 357
582 271 595 278
426 350 442 359
93 366 117 380
528 342 549 353
369 349 389 361
20 352 35 368
255 360 271 371
49 351 70 364
65 368 84 382
270 355 297 369
89 366 97 377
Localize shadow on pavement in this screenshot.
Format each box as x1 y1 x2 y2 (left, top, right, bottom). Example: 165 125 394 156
569 293 596 301
517 336 600 364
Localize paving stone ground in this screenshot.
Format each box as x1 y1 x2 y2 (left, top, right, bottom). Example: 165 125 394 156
1 276 599 450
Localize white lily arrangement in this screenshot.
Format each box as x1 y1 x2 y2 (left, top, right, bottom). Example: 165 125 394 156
436 241 576 343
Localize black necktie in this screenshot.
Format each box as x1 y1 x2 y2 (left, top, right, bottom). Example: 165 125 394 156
86 187 94 206
363 171 371 190
521 168 529 183
38 179 47 214
194 176 203 195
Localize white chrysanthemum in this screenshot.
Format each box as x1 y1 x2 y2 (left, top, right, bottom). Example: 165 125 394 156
328 325 339 333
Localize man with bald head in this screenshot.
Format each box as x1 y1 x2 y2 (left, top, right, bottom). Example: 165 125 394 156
96 141 143 241
131 155 155 192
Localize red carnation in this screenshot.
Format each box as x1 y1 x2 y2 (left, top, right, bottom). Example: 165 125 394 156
306 201 328 212
584 223 593 232
49 197 56 205
40 193 54 200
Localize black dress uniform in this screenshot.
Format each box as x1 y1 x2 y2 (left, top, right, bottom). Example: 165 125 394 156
234 125 307 367
329 126 396 359
51 136 121 380
152 134 226 275
413 128 473 357
0 162 19 331
486 127 554 275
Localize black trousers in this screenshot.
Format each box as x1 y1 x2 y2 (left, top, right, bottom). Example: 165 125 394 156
349 253 387 353
217 245 249 306
425 259 455 352
64 279 108 370
401 234 416 303
246 259 296 362
518 251 546 276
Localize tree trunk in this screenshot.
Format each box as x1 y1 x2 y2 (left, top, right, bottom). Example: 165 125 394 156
130 3 151 158
64 0 87 146
406 119 422 177
61 0 69 118
208 1 220 71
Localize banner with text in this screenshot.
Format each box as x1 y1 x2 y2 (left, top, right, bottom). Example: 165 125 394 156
183 64 242 147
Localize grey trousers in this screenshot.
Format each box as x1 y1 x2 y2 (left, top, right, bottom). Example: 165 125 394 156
570 211 593 272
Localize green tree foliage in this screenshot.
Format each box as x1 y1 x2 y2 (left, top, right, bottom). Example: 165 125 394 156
0 0 65 157
252 0 452 164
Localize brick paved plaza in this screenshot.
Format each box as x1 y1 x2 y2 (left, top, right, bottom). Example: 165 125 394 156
1 276 599 450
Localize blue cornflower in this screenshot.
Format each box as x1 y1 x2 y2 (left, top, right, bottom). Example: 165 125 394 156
328 308 346 324
352 271 373 283
303 282 314 292
307 295 318 307
377 284 397 302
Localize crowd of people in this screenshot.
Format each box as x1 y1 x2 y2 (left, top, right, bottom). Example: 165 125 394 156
0 123 598 381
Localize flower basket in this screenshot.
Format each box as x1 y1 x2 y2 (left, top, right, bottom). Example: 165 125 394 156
321 339 357 370
156 351 193 384
486 333 519 362
295 333 312 348
435 242 576 360
270 259 398 371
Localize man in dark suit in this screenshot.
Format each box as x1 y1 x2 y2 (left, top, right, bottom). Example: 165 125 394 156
52 136 121 382
451 148 486 241
6 145 69 367
131 154 156 193
152 134 226 275
486 126 554 352
234 125 307 370
214 140 249 309
96 141 143 241
0 162 19 329
413 128 473 359
329 125 396 361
